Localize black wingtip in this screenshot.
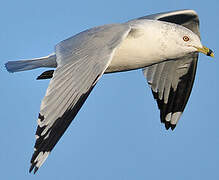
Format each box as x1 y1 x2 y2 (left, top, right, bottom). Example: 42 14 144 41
164 121 176 131
29 162 39 174
165 121 171 130
29 164 34 173
34 167 39 174
170 124 176 131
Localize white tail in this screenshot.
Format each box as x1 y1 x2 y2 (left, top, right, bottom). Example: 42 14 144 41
5 53 57 73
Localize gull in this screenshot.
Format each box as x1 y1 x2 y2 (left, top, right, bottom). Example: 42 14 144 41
5 9 214 173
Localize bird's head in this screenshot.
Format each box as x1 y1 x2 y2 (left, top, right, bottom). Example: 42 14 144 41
157 21 214 59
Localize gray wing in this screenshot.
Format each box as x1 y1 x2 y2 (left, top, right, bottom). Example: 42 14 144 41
29 24 131 173
139 9 200 130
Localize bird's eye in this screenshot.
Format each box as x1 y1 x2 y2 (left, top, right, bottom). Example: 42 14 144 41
183 36 190 42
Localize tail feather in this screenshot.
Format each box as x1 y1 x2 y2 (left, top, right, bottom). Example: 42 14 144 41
5 53 57 73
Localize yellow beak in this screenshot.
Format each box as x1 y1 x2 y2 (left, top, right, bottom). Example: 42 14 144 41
196 46 214 57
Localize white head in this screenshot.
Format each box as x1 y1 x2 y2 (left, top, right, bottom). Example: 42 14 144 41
157 20 214 59
134 20 214 60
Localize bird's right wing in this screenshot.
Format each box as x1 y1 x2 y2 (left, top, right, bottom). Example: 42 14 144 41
29 24 131 173
143 54 198 130
134 10 200 130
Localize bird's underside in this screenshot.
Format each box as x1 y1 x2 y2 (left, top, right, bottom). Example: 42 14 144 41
5 9 205 173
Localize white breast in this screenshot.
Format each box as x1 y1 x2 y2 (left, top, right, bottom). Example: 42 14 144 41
105 22 166 73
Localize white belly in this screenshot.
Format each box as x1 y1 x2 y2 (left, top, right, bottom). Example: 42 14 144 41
105 28 165 73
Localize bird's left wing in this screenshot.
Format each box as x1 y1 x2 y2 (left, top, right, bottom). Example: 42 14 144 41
130 9 200 130
29 24 131 173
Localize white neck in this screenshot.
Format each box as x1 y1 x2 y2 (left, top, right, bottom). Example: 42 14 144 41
106 20 172 73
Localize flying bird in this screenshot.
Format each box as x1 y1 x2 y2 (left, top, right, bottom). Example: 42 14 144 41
5 9 214 173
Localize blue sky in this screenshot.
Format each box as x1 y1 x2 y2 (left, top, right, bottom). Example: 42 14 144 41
1 0 219 179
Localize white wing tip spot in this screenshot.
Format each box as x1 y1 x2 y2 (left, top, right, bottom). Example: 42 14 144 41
165 113 172 122
171 112 182 125
35 151 50 169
